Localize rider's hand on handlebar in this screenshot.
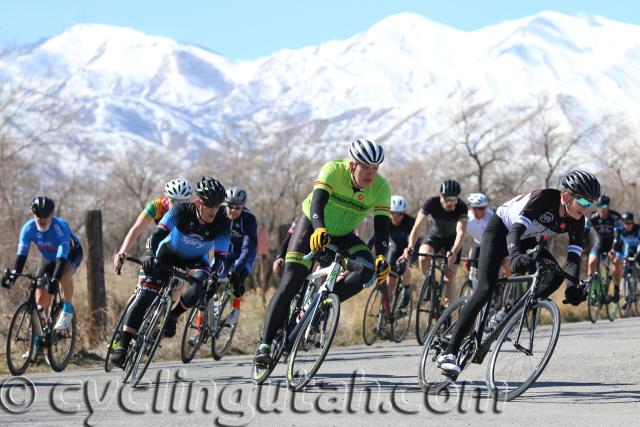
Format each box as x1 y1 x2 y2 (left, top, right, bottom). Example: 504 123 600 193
47 278 60 295
445 251 456 266
1 268 17 288
509 254 534 275
113 252 127 271
272 257 284 276
141 251 156 276
310 227 331 252
375 255 391 284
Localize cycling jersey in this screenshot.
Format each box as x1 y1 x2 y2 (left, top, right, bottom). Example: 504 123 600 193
420 196 468 239
466 209 495 245
301 159 391 237
496 189 584 259
367 214 415 251
225 206 258 273
17 217 81 262
615 223 640 258
152 203 231 265
140 197 171 224
585 210 622 254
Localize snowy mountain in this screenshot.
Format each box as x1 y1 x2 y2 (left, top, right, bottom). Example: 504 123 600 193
2 11 640 164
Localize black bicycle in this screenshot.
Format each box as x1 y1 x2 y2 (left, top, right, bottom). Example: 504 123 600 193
180 277 237 363
621 257 639 317
587 253 616 322
362 259 412 344
114 257 199 387
418 245 585 401
5 272 76 375
415 253 449 345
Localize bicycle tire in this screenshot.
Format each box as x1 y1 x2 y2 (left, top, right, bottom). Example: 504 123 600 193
458 279 473 298
129 298 171 387
416 274 436 345
362 286 384 345
6 302 36 376
212 291 238 360
587 279 603 323
105 294 136 372
391 283 412 343
418 297 468 394
251 327 287 385
287 293 340 391
181 305 206 363
47 302 77 372
487 298 561 401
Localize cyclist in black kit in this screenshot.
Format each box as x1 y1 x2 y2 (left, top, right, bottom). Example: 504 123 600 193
584 194 623 302
438 170 601 375
403 180 468 304
367 195 415 308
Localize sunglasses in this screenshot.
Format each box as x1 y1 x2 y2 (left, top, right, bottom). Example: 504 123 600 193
598 204 609 209
443 197 458 203
471 206 487 210
227 205 243 211
573 195 594 208
198 199 219 208
624 221 634 226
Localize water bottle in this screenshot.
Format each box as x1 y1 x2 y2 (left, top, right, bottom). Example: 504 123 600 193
487 306 509 333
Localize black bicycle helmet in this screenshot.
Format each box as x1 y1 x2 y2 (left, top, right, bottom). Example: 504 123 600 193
31 196 55 217
225 186 247 206
560 170 601 201
195 176 226 206
597 194 610 207
622 212 634 223
439 179 461 197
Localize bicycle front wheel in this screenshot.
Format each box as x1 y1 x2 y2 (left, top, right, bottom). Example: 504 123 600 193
587 281 603 323
362 287 384 345
48 302 77 372
212 292 238 360
287 293 340 391
391 284 412 343
487 298 560 401
105 294 135 372
6 302 37 376
416 274 436 345
129 298 171 387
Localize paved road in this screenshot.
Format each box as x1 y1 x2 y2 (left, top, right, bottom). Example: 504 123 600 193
1 317 639 426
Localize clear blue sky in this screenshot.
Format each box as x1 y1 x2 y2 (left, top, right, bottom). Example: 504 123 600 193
1 1 637 59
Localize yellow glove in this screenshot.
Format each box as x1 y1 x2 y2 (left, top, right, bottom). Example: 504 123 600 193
310 227 330 252
375 255 391 283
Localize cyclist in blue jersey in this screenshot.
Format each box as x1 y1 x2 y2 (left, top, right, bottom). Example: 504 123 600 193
2 197 83 331
615 212 640 262
220 187 257 325
110 177 231 367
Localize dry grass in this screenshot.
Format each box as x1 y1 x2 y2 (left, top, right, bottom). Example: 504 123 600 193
0 262 603 375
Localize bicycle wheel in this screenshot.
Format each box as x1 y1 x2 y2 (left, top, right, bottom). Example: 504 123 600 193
587 280 603 323
6 302 36 376
458 279 473 298
418 297 468 394
212 292 238 360
416 274 436 345
181 305 207 363
362 286 384 345
252 327 287 385
105 294 135 372
287 293 340 391
47 302 77 372
391 284 412 343
622 273 639 317
129 298 171 387
487 298 561 401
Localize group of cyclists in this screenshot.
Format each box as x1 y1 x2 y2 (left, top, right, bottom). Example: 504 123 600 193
3 136 639 386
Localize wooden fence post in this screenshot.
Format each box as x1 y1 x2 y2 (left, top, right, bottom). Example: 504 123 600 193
86 210 106 343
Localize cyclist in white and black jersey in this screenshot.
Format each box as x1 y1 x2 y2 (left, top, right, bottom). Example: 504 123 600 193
438 170 601 375
403 180 468 304
465 193 493 263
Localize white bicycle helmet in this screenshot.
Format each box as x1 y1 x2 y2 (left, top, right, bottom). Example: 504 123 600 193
390 195 407 213
164 178 193 200
349 138 384 165
468 193 489 208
